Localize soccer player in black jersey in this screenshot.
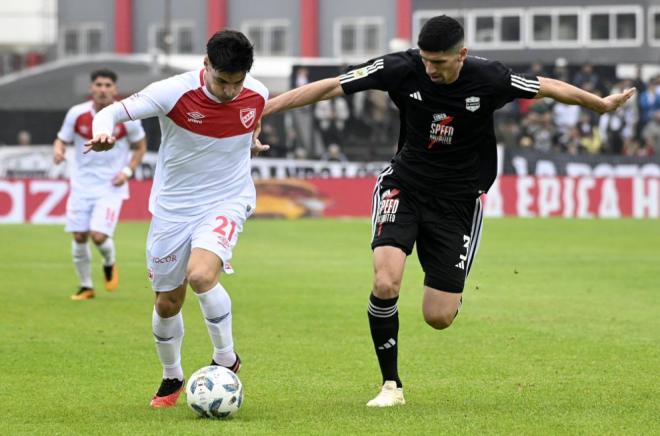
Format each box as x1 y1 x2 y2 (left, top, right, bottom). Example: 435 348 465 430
262 16 635 407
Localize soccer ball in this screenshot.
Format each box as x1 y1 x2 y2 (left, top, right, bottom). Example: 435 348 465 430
186 365 243 419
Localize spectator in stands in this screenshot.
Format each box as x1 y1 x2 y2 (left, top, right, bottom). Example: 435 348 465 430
321 143 348 162
260 121 286 158
639 79 660 128
17 130 31 145
294 67 310 88
314 97 350 153
520 110 556 153
617 79 640 154
599 107 626 154
495 118 521 149
552 100 580 150
293 146 309 160
552 57 570 82
574 111 601 155
526 62 546 78
574 64 604 95
631 65 647 95
641 110 660 155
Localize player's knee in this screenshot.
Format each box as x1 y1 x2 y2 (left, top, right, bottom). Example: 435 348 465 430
187 266 217 292
73 232 88 243
372 273 401 299
423 310 455 330
90 232 107 245
155 293 183 318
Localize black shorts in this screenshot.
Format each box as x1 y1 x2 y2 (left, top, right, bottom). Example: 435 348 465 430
371 167 484 293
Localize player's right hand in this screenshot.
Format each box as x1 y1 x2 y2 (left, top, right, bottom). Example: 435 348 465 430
600 87 636 114
53 148 66 164
84 134 116 153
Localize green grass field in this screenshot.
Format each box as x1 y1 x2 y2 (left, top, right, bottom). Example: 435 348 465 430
1 219 658 435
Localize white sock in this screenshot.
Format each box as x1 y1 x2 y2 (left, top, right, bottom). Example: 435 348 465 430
152 308 184 381
197 283 236 366
96 238 116 266
72 241 93 288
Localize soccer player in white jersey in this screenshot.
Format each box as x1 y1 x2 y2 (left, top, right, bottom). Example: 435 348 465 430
85 31 269 408
53 69 147 301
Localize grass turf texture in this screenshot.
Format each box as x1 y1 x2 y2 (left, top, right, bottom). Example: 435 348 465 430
1 219 658 435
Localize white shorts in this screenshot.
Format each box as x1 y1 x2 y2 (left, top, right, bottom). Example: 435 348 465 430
146 198 253 292
65 194 124 236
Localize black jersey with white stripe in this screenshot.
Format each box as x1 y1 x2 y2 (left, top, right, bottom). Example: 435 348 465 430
340 49 539 199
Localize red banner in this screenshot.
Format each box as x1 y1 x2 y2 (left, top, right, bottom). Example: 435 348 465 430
0 176 658 223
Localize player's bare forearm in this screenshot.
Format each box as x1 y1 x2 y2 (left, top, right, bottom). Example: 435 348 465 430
536 76 635 114
263 78 345 116
128 138 147 171
53 138 67 164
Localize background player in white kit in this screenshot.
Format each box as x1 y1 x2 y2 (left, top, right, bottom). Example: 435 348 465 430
85 31 269 408
53 69 146 301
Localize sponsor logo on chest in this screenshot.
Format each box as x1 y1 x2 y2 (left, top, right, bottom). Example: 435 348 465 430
187 111 205 124
427 113 455 149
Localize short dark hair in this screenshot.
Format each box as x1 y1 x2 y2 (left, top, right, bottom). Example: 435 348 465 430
417 15 464 52
90 68 117 83
206 30 254 73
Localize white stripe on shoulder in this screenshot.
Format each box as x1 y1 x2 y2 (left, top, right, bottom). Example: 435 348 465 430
511 75 540 87
180 70 203 89
244 73 269 101
511 76 540 93
70 100 94 116
511 82 540 93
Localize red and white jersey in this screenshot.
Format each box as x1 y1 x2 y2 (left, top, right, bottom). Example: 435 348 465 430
58 100 145 199
95 70 268 221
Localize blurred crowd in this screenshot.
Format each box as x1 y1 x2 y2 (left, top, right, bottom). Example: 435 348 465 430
495 63 659 157
260 90 399 162
6 63 659 162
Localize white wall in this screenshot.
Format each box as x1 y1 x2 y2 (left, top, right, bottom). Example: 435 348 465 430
0 0 57 48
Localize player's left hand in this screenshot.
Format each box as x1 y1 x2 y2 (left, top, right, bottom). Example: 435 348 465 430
112 172 129 187
601 87 636 113
251 138 270 158
251 119 269 157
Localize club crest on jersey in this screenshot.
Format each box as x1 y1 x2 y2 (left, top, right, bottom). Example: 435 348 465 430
240 108 256 129
186 111 205 124
465 96 480 112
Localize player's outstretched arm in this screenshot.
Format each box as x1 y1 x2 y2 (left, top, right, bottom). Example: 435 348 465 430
53 138 67 164
536 76 635 114
84 102 130 153
87 90 163 154
263 77 345 116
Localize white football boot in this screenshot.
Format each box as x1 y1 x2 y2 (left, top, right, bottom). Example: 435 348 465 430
366 380 405 407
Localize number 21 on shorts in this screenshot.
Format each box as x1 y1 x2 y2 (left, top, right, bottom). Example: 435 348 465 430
213 215 237 248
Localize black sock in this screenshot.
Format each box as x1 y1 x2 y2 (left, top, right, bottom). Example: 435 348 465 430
367 293 402 388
